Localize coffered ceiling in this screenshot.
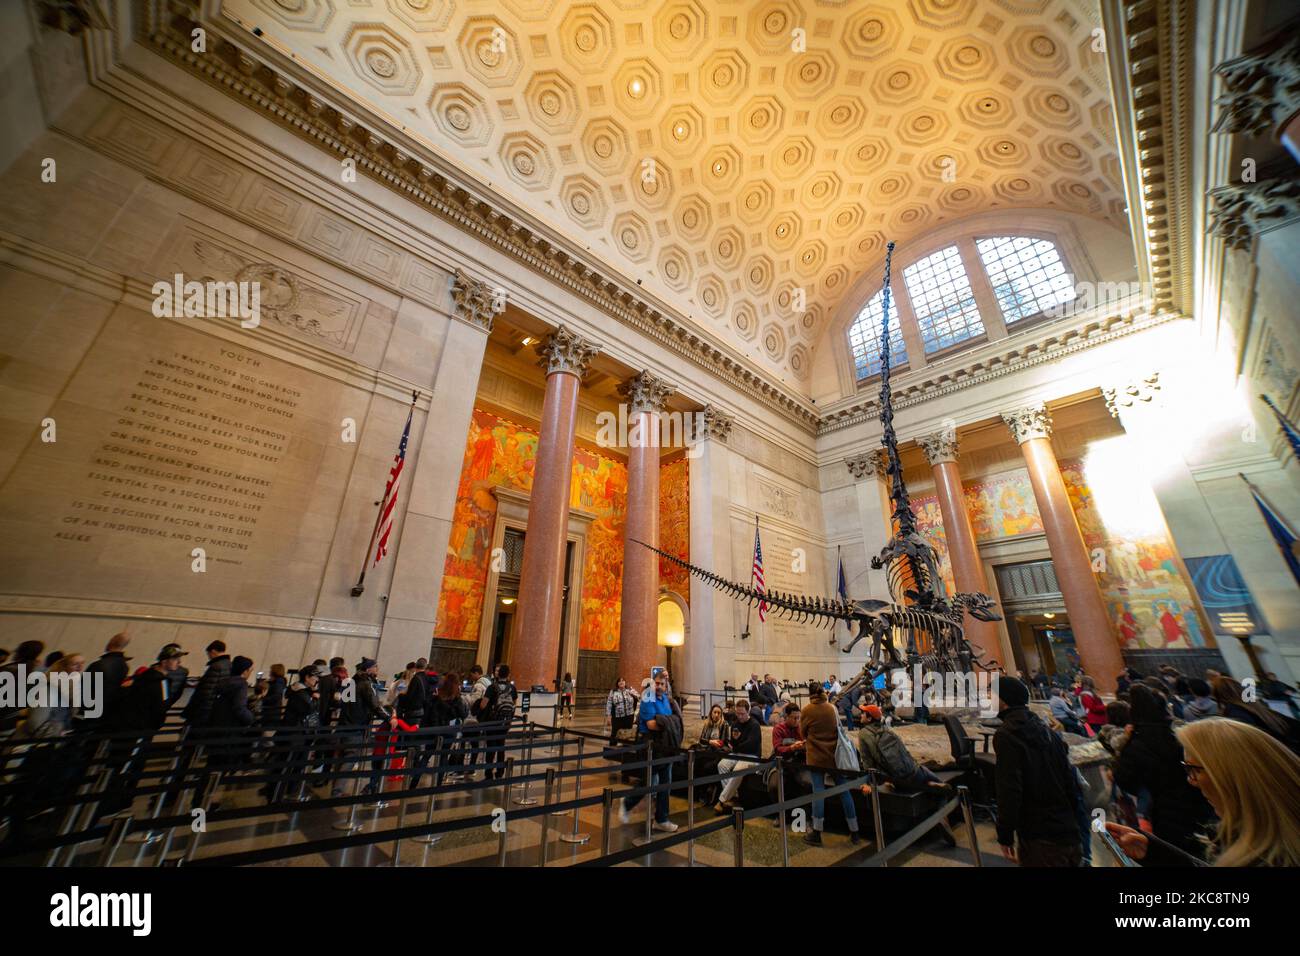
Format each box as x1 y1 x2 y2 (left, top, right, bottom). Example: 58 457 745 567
221 0 1129 392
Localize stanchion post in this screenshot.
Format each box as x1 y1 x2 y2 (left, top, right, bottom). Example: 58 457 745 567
642 742 654 843
415 733 444 845
775 756 789 868
391 744 418 867
732 807 745 867
601 787 614 856
686 748 696 867
334 733 367 835
560 736 590 845
179 771 223 865
539 768 556 866
958 785 982 867
514 725 539 806
869 769 886 859
97 815 132 867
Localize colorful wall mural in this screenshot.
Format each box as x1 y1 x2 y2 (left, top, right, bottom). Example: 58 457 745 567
659 457 690 599
434 407 689 654
908 454 1205 652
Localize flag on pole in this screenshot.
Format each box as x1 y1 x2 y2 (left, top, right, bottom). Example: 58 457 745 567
834 546 849 645
372 405 413 567
750 519 768 622
1261 395 1300 462
1243 474 1300 588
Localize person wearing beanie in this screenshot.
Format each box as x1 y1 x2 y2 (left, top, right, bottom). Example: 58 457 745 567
856 701 946 792
207 655 257 771
992 676 1086 866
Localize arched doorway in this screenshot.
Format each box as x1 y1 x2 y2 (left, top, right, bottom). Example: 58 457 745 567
656 590 688 684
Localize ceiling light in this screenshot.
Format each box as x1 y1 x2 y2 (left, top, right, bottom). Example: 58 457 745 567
673 121 688 139
1043 612 1055 619
712 160 725 175
501 597 515 605
521 336 533 346
628 77 645 98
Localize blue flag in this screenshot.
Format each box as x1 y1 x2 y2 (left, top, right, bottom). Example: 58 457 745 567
1245 476 1300 588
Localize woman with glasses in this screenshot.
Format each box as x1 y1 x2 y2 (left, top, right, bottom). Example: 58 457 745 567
1112 684 1217 859
1107 716 1300 866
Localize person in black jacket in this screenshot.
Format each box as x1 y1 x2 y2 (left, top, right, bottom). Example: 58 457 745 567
182 641 230 726
336 658 392 797
1113 684 1216 858
100 644 189 817
993 676 1084 866
83 632 131 728
261 663 287 728
207 656 256 771
260 664 322 802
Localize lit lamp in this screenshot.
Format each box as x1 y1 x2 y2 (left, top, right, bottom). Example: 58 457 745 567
658 628 683 678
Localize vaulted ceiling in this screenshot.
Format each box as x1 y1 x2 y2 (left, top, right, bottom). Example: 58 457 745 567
223 0 1129 391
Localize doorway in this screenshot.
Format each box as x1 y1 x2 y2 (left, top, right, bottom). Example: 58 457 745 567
487 527 525 669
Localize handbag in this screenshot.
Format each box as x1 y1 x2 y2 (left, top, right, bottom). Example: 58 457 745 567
834 723 861 772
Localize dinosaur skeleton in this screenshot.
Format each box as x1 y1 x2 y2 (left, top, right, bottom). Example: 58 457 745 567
636 240 1003 703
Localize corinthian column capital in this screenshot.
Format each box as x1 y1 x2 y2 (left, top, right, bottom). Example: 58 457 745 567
618 369 674 415
449 268 499 333
1002 403 1053 444
535 325 599 377
695 404 734 443
1102 372 1162 418
845 450 886 481
918 428 959 466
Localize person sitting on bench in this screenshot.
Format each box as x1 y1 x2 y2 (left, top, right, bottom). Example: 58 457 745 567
856 703 947 793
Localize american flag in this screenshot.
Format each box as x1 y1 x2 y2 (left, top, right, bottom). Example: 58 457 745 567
372 406 413 567
751 520 768 622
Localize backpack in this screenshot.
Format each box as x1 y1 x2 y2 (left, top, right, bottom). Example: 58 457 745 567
492 680 516 722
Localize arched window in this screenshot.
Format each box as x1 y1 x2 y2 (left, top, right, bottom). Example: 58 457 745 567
848 289 907 380
902 245 985 353
976 235 1075 323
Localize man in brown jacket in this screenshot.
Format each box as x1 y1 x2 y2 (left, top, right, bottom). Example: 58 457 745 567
800 684 861 846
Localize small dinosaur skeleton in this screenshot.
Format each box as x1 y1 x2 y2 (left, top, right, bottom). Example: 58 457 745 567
638 240 1003 703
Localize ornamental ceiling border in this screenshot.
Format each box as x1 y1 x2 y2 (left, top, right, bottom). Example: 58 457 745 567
126 0 820 431
1100 0 1197 315
817 306 1183 435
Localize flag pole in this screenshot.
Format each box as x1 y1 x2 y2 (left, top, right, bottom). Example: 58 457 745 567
351 389 419 597
741 515 757 640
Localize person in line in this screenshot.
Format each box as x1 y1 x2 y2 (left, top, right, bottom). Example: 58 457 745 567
605 676 639 747
1107 717 1300 866
387 663 417 708
461 664 492 777
101 644 189 816
1113 684 1217 859
260 663 322 802
16 653 85 739
1097 700 1132 756
182 641 231 728
856 703 945 792
482 665 517 780
712 697 763 814
260 664 287 730
425 671 469 782
82 633 131 727
337 658 392 797
992 677 1083 866
620 671 680 832
760 674 781 725
207 656 257 774
1181 678 1218 722
799 683 861 846
317 657 346 727
1078 676 1107 734
771 702 805 759
0 641 46 731
1211 675 1300 754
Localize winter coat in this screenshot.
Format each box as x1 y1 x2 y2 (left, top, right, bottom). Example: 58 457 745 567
857 721 920 781
115 667 174 733
800 699 840 771
339 672 389 726
261 676 287 727
992 705 1081 847
209 675 255 728
1181 696 1218 722
281 683 319 728
1114 721 1216 857
85 651 130 722
183 655 231 725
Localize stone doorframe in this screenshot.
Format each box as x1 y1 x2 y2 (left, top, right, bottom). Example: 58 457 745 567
477 486 594 684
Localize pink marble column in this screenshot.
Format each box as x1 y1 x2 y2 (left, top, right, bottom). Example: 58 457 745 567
618 370 674 686
1003 404 1124 693
513 327 596 691
918 429 1002 668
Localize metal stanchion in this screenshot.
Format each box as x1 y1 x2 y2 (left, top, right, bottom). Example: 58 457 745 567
641 743 654 845
334 735 367 834
958 786 982 867
560 736 590 845
732 807 745 867
415 735 444 845
178 771 223 865
601 787 614 856
390 745 418 867
686 749 696 867
513 725 539 806
775 756 789 867
538 768 556 866
869 770 886 859
46 737 115 867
